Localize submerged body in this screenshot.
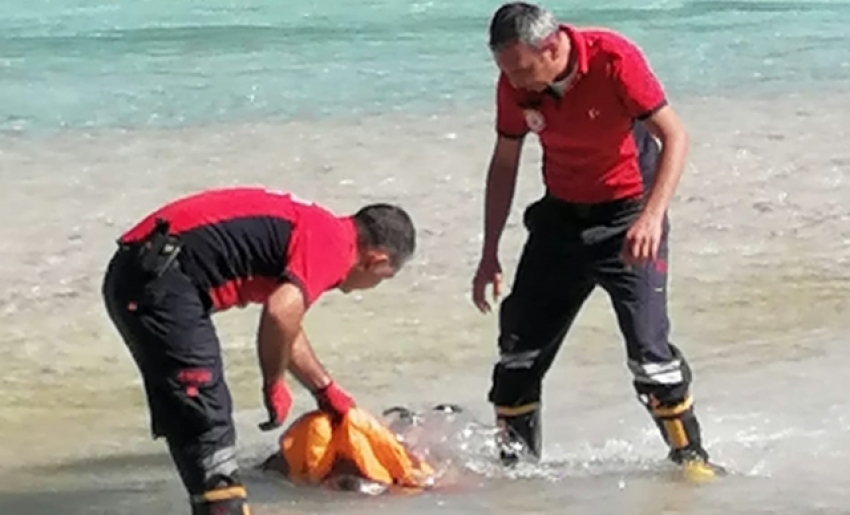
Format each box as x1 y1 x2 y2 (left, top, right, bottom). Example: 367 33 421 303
261 405 469 495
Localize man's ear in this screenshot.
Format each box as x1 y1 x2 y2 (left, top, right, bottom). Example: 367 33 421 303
363 248 392 270
540 33 560 59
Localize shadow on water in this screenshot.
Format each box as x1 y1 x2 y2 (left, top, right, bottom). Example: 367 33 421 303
21 451 175 475
0 452 178 515
0 450 376 515
0 482 184 515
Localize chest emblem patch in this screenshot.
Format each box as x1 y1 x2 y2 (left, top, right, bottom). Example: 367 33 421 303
523 109 546 133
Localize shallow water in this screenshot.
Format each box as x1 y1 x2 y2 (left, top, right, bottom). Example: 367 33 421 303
2 0 850 512
1 88 849 513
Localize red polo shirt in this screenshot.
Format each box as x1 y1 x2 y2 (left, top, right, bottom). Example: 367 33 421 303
121 187 357 311
496 25 667 203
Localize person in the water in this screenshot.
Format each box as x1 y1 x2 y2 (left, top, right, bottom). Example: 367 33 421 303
260 404 466 495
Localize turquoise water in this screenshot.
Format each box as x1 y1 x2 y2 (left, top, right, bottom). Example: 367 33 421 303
2 2 850 514
2 0 849 134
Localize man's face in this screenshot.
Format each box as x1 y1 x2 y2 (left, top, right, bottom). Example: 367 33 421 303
339 249 399 293
494 39 561 92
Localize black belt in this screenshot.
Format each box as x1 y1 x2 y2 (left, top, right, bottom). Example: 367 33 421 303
542 194 641 221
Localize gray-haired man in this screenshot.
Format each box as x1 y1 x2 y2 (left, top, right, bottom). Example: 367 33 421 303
471 1 724 478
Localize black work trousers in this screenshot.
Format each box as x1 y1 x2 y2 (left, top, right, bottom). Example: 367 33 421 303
101 243 239 497
487 193 693 411
488 120 693 410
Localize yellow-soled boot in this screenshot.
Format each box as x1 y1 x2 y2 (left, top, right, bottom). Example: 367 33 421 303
647 394 727 481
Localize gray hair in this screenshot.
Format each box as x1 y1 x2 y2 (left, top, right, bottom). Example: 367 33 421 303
488 2 560 53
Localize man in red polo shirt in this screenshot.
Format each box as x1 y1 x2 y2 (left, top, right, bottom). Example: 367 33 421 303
101 186 416 514
471 2 723 476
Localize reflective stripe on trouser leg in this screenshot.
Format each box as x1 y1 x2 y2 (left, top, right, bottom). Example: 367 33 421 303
168 439 240 489
168 438 252 515
201 446 239 485
490 337 546 463
629 346 706 458
490 345 544 463
487 221 596 465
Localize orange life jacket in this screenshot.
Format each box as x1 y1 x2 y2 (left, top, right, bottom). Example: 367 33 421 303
278 408 435 490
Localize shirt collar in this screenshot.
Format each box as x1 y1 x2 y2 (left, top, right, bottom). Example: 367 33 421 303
562 24 589 75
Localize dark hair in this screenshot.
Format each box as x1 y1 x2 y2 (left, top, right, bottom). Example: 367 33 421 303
353 203 416 267
488 2 559 52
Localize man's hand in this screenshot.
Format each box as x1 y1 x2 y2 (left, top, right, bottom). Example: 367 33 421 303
259 378 293 431
628 105 689 267
256 283 303 432
472 255 503 313
472 135 523 314
314 381 355 420
623 212 664 265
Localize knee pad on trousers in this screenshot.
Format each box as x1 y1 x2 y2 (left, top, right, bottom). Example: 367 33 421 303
495 403 542 466
190 481 251 515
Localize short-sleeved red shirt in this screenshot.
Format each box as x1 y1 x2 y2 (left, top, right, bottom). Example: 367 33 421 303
120 187 357 311
496 25 667 203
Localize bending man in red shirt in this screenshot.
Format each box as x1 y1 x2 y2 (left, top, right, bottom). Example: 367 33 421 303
101 186 416 514
472 2 723 476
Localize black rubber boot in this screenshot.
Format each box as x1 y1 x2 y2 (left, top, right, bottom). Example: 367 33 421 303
646 395 726 478
190 476 252 515
495 404 542 466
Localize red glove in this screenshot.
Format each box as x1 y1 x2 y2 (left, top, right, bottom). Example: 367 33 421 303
259 379 292 431
314 381 355 419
